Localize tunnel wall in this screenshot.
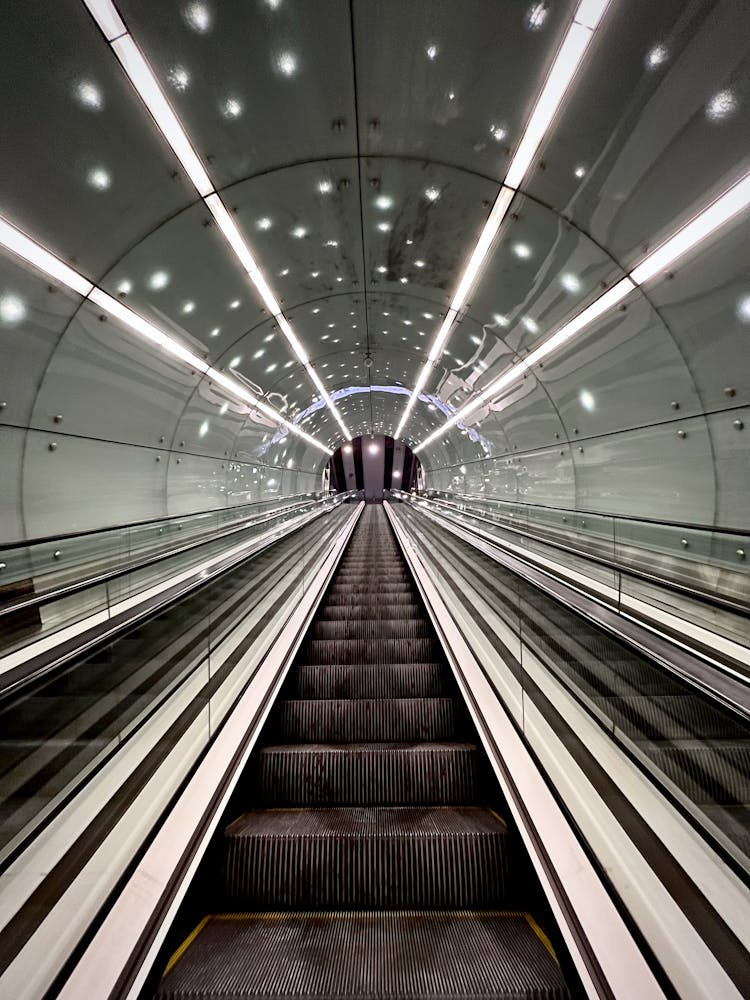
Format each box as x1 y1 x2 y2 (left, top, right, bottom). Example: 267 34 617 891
417 217 750 531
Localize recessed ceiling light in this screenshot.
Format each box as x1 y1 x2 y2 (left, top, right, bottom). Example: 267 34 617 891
210 326 221 337
275 51 298 77
706 89 738 122
116 279 132 295
228 299 241 309
317 179 333 194
0 294 26 325
256 217 272 230
580 389 595 411
414 259 426 268
324 239 338 247
525 2 549 31
167 65 190 91
376 265 387 274
513 243 532 259
645 43 668 69
422 312 434 319
74 79 103 110
375 195 393 210
399 276 408 284
377 222 391 232
229 355 241 368
736 294 750 324
181 300 196 313
560 272 581 293
221 96 243 119
183 2 212 33
522 317 539 333
489 124 507 141
148 270 170 291
574 164 587 179
426 43 438 60
291 226 307 238
424 187 440 201
87 166 111 190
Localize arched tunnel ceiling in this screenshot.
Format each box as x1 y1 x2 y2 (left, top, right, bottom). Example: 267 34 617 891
1 0 749 533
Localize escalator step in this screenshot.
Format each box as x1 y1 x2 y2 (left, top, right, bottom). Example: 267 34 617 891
319 603 422 620
294 663 445 699
300 638 442 665
257 743 479 805
273 698 458 742
223 807 508 909
157 911 568 999
310 620 432 640
326 583 414 595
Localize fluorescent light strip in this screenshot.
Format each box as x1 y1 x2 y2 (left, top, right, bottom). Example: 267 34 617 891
630 172 750 284
0 216 331 455
82 0 350 441
414 167 750 453
395 0 610 440
0 218 94 298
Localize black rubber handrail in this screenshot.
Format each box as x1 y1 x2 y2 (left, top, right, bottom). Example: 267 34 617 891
0 491 326 550
0 495 353 620
428 487 749 537
400 493 750 620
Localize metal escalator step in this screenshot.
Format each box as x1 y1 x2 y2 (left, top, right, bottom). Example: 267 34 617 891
319 603 422 620
273 698 458 742
325 590 413 604
157 911 568 999
257 743 479 805
594 695 748 740
331 577 414 594
301 637 441 665
294 663 445 699
642 743 750 803
310 620 432 640
223 807 508 908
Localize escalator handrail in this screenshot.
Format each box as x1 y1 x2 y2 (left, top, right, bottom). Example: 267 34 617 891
0 490 327 550
395 492 750 619
0 496 352 698
399 497 750 722
0 493 355 620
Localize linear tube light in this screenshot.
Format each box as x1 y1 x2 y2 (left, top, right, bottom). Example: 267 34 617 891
82 0 350 442
414 168 750 453
395 0 611 440
0 216 331 455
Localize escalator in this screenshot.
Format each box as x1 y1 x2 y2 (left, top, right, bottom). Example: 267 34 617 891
155 505 571 999
0 511 344 861
397 502 750 870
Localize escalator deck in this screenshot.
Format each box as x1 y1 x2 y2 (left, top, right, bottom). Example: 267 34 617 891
157 505 569 999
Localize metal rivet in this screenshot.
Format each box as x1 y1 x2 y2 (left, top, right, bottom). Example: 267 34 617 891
671 401 680 410
737 549 745 559
176 457 182 464
573 427 579 434
560 450 564 456
332 117 346 133
156 455 161 462
180 441 185 447
0 401 7 409
0 562 6 571
53 414 63 423
733 419 744 431
581 520 586 527
578 447 584 453
53 550 61 559
724 387 736 398
562 516 567 523
677 429 687 439
681 539 688 548
48 442 57 451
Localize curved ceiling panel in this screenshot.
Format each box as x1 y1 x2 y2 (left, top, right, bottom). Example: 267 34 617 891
1 0 748 539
